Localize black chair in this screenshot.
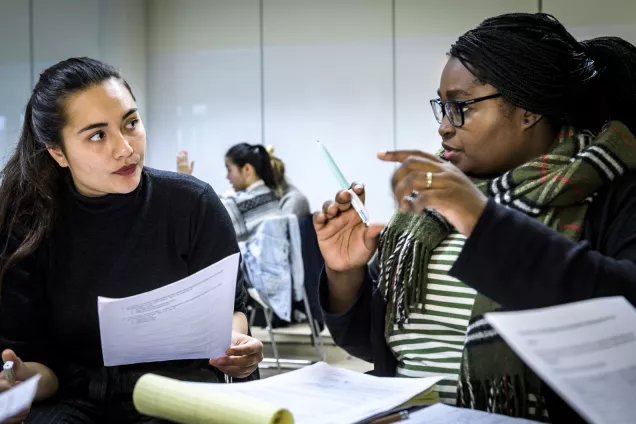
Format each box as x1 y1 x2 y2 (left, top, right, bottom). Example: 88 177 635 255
296 214 325 334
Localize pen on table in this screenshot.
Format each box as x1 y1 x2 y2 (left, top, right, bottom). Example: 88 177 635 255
2 361 16 385
316 140 371 226
369 409 410 424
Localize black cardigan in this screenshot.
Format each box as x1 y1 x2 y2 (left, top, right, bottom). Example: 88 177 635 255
320 171 636 423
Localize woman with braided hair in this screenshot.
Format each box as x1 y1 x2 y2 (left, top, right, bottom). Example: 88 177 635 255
315 13 636 422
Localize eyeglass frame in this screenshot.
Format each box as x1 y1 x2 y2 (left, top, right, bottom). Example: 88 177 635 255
430 93 502 128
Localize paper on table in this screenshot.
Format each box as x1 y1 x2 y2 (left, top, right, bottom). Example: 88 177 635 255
189 362 441 424
133 373 292 424
0 374 40 422
407 403 541 423
485 296 636 424
98 253 239 366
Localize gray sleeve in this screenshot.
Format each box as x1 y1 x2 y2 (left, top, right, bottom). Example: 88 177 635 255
220 196 248 239
280 191 311 219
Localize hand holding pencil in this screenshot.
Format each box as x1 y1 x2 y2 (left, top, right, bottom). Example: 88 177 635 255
317 140 371 226
1 350 31 423
313 141 384 274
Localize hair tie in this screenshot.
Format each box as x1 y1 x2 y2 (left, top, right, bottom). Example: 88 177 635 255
577 42 599 82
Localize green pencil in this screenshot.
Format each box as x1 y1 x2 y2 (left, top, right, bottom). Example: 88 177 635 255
316 140 371 225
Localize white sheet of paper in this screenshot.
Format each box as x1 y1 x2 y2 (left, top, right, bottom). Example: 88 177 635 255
188 362 442 424
485 296 636 424
98 253 239 366
0 374 40 422
407 403 540 423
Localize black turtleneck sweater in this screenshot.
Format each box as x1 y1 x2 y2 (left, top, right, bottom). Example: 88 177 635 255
0 168 247 399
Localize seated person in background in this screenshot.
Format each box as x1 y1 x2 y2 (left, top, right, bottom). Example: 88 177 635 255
221 143 282 242
315 13 636 423
266 145 311 220
0 58 262 424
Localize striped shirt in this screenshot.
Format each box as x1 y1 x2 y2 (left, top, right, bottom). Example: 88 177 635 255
386 232 476 405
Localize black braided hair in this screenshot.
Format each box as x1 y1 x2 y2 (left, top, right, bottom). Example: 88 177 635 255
449 13 636 134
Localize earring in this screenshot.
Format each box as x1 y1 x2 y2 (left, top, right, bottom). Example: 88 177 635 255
524 119 529 124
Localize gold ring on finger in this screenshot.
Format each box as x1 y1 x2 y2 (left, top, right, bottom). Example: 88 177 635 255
426 172 433 189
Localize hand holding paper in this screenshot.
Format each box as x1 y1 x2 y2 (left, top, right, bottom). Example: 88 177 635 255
209 331 264 379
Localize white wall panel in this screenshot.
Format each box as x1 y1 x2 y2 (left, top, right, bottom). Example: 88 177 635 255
544 1 636 45
146 0 261 192
263 0 395 220
394 0 538 156
0 0 31 163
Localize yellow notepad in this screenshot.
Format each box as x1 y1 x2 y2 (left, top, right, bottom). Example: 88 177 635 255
402 390 439 406
133 374 293 424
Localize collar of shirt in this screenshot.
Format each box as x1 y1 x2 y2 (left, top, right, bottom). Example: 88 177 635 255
246 180 265 191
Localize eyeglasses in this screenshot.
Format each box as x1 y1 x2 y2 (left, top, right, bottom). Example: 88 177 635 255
430 93 501 128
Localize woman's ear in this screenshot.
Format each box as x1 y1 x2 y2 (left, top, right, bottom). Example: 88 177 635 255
241 163 255 178
47 147 69 168
522 110 543 130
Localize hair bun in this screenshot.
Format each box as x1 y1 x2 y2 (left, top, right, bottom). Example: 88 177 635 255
265 145 275 155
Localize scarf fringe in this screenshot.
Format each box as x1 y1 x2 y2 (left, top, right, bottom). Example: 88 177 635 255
377 210 449 335
457 374 549 422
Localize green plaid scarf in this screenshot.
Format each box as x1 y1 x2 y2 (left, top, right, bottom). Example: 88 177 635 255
377 121 636 418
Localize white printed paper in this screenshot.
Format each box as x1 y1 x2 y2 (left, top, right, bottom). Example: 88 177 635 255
408 403 540 423
485 296 636 424
0 374 40 422
98 253 239 366
189 361 442 424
